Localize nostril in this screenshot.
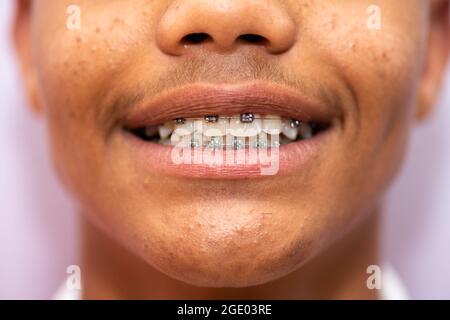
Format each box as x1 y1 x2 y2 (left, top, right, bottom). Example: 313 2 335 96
237 34 268 45
181 33 212 45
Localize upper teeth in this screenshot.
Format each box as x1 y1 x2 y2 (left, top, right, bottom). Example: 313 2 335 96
229 114 262 137
140 114 317 148
281 119 298 140
158 122 174 139
203 117 228 137
173 119 203 136
262 115 282 135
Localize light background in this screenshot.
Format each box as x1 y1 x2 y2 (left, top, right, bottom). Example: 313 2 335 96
1 1 449 299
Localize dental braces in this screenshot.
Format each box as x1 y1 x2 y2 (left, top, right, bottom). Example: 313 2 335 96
177 137 281 150
131 112 325 147
174 114 302 128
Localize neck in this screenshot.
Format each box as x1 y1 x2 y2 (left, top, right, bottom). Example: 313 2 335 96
81 209 380 300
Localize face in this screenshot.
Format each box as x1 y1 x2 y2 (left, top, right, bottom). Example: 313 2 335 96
14 0 449 287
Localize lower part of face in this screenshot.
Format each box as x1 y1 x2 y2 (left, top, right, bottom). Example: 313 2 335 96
32 0 427 286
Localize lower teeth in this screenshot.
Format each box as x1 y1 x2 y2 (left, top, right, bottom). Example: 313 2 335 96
208 137 223 149
132 114 324 149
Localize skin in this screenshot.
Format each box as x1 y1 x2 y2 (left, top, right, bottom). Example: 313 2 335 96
13 0 449 299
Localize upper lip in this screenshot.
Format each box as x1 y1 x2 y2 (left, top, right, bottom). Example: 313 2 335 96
122 82 336 129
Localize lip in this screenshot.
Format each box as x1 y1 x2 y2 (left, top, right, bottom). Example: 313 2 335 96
123 82 335 128
120 82 337 179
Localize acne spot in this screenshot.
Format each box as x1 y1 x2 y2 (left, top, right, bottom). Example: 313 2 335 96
76 36 82 44
109 17 124 31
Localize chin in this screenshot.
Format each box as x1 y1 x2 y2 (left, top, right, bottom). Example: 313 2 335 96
130 208 317 288
144 243 308 288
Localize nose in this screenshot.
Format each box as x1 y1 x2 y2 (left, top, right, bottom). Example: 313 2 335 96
156 0 297 55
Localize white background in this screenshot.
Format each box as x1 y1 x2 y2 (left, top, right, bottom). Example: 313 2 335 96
1 1 449 299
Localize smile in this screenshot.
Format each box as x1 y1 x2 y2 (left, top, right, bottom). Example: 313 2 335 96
121 82 338 179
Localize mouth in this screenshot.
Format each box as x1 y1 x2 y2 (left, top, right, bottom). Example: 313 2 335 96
130 115 328 149
121 82 338 178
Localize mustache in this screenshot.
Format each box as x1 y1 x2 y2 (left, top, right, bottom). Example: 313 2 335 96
148 53 303 93
163 54 289 85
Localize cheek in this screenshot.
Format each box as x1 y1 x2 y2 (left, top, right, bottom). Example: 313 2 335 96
303 1 426 115
341 19 426 200
285 2 428 227
31 2 162 196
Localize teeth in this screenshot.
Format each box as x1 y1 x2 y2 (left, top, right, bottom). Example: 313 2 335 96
281 119 298 140
203 117 228 137
270 134 281 148
257 132 268 149
158 122 174 139
170 132 182 144
225 134 234 148
233 136 246 150
174 119 195 136
160 138 171 145
191 134 202 148
194 119 204 133
208 136 223 149
229 114 262 137
139 115 319 148
299 122 313 139
262 115 282 135
280 135 292 145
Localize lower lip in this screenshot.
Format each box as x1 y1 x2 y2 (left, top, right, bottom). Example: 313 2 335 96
123 130 330 179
